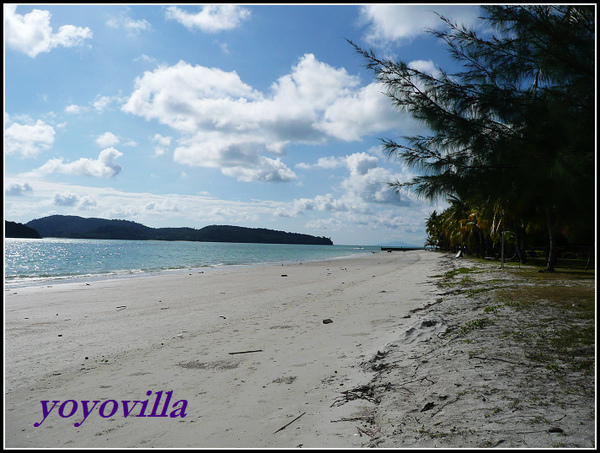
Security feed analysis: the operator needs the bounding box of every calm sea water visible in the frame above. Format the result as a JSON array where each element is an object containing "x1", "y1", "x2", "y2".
[{"x1": 4, "y1": 238, "x2": 379, "y2": 288}]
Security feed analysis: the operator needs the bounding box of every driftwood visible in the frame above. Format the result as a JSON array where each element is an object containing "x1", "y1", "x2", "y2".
[
  {"x1": 228, "y1": 349, "x2": 263, "y2": 355},
  {"x1": 273, "y1": 412, "x2": 306, "y2": 434}
]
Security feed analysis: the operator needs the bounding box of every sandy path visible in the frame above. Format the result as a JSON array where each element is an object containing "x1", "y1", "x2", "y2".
[{"x1": 5, "y1": 250, "x2": 442, "y2": 448}]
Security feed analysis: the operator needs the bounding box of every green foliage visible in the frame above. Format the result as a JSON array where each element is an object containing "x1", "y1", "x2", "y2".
[{"x1": 351, "y1": 6, "x2": 595, "y2": 270}]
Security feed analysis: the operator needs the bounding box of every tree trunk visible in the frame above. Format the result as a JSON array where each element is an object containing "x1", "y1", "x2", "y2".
[
  {"x1": 501, "y1": 230, "x2": 505, "y2": 269},
  {"x1": 513, "y1": 222, "x2": 527, "y2": 265},
  {"x1": 546, "y1": 209, "x2": 558, "y2": 272}
]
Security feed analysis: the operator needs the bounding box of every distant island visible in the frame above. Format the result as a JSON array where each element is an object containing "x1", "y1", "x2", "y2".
[
  {"x1": 5, "y1": 221, "x2": 42, "y2": 239},
  {"x1": 379, "y1": 241, "x2": 423, "y2": 249},
  {"x1": 22, "y1": 215, "x2": 333, "y2": 246}
]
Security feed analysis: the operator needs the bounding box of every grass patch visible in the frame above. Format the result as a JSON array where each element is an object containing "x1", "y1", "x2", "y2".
[
  {"x1": 439, "y1": 255, "x2": 594, "y2": 381},
  {"x1": 439, "y1": 266, "x2": 483, "y2": 288},
  {"x1": 456, "y1": 317, "x2": 493, "y2": 336},
  {"x1": 483, "y1": 305, "x2": 502, "y2": 314},
  {"x1": 468, "y1": 254, "x2": 594, "y2": 273},
  {"x1": 495, "y1": 284, "x2": 594, "y2": 316},
  {"x1": 493, "y1": 277, "x2": 595, "y2": 376},
  {"x1": 444, "y1": 267, "x2": 480, "y2": 279},
  {"x1": 441, "y1": 255, "x2": 595, "y2": 384}
]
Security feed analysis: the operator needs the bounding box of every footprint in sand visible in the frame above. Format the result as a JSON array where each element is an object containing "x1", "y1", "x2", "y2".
[{"x1": 402, "y1": 317, "x2": 447, "y2": 344}]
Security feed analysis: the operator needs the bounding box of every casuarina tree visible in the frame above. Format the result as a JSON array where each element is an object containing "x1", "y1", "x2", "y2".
[{"x1": 350, "y1": 5, "x2": 595, "y2": 271}]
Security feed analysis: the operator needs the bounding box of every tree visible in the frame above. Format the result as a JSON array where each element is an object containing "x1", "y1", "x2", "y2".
[{"x1": 351, "y1": 5, "x2": 595, "y2": 271}]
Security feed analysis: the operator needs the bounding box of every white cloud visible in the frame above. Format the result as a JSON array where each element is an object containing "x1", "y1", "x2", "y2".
[
  {"x1": 78, "y1": 195, "x2": 97, "y2": 210},
  {"x1": 65, "y1": 104, "x2": 86, "y2": 114},
  {"x1": 152, "y1": 133, "x2": 172, "y2": 147},
  {"x1": 338, "y1": 152, "x2": 413, "y2": 208},
  {"x1": 165, "y1": 5, "x2": 251, "y2": 33},
  {"x1": 408, "y1": 59, "x2": 443, "y2": 81},
  {"x1": 106, "y1": 11, "x2": 151, "y2": 35},
  {"x1": 5, "y1": 182, "x2": 33, "y2": 196},
  {"x1": 282, "y1": 151, "x2": 415, "y2": 219},
  {"x1": 5, "y1": 119, "x2": 55, "y2": 158},
  {"x1": 53, "y1": 192, "x2": 80, "y2": 206},
  {"x1": 133, "y1": 54, "x2": 157, "y2": 64},
  {"x1": 4, "y1": 4, "x2": 92, "y2": 58},
  {"x1": 316, "y1": 82, "x2": 409, "y2": 141},
  {"x1": 345, "y1": 152, "x2": 379, "y2": 175},
  {"x1": 151, "y1": 133, "x2": 172, "y2": 157},
  {"x1": 92, "y1": 94, "x2": 126, "y2": 112},
  {"x1": 144, "y1": 199, "x2": 181, "y2": 213},
  {"x1": 33, "y1": 148, "x2": 123, "y2": 178},
  {"x1": 123, "y1": 54, "x2": 407, "y2": 183},
  {"x1": 291, "y1": 194, "x2": 352, "y2": 214},
  {"x1": 222, "y1": 157, "x2": 297, "y2": 183},
  {"x1": 359, "y1": 5, "x2": 480, "y2": 46},
  {"x1": 95, "y1": 132, "x2": 120, "y2": 148},
  {"x1": 50, "y1": 191, "x2": 96, "y2": 210},
  {"x1": 296, "y1": 156, "x2": 346, "y2": 170}
]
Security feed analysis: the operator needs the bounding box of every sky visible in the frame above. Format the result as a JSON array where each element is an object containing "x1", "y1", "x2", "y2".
[{"x1": 4, "y1": 4, "x2": 484, "y2": 246}]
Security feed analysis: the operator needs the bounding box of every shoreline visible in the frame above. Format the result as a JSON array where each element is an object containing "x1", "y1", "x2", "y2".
[
  {"x1": 4, "y1": 239, "x2": 381, "y2": 290},
  {"x1": 4, "y1": 250, "x2": 594, "y2": 448}
]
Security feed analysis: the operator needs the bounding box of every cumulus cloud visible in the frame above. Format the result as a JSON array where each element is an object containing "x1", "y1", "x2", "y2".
[
  {"x1": 315, "y1": 82, "x2": 408, "y2": 141},
  {"x1": 290, "y1": 194, "x2": 352, "y2": 214},
  {"x1": 33, "y1": 148, "x2": 123, "y2": 178},
  {"x1": 4, "y1": 4, "x2": 92, "y2": 58},
  {"x1": 359, "y1": 5, "x2": 481, "y2": 46},
  {"x1": 78, "y1": 195, "x2": 98, "y2": 209},
  {"x1": 222, "y1": 157, "x2": 297, "y2": 183},
  {"x1": 165, "y1": 5, "x2": 251, "y2": 33},
  {"x1": 95, "y1": 132, "x2": 120, "y2": 148},
  {"x1": 282, "y1": 152, "x2": 415, "y2": 219},
  {"x1": 5, "y1": 182, "x2": 33, "y2": 196},
  {"x1": 122, "y1": 54, "x2": 410, "y2": 182},
  {"x1": 53, "y1": 192, "x2": 80, "y2": 206},
  {"x1": 51, "y1": 192, "x2": 96, "y2": 210},
  {"x1": 340, "y1": 152, "x2": 413, "y2": 207},
  {"x1": 5, "y1": 119, "x2": 55, "y2": 158}
]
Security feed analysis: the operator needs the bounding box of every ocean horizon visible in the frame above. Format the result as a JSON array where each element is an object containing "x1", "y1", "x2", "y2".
[{"x1": 4, "y1": 237, "x2": 380, "y2": 289}]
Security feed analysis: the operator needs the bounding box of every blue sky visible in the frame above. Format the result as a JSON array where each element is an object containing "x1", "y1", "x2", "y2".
[{"x1": 4, "y1": 4, "x2": 483, "y2": 245}]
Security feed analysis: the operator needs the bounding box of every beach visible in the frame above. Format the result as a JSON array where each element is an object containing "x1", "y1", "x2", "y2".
[{"x1": 4, "y1": 250, "x2": 595, "y2": 448}]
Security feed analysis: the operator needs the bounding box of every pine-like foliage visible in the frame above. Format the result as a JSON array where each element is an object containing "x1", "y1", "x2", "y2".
[{"x1": 351, "y1": 5, "x2": 595, "y2": 270}]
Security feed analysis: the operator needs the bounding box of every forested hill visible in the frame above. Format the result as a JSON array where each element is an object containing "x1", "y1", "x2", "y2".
[
  {"x1": 5, "y1": 221, "x2": 42, "y2": 239},
  {"x1": 24, "y1": 215, "x2": 333, "y2": 245}
]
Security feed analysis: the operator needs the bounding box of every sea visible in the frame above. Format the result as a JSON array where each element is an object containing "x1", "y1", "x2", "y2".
[{"x1": 4, "y1": 238, "x2": 380, "y2": 289}]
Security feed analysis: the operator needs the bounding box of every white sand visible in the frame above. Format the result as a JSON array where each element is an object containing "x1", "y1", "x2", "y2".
[
  {"x1": 5, "y1": 250, "x2": 595, "y2": 448},
  {"x1": 5, "y1": 250, "x2": 440, "y2": 448}
]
